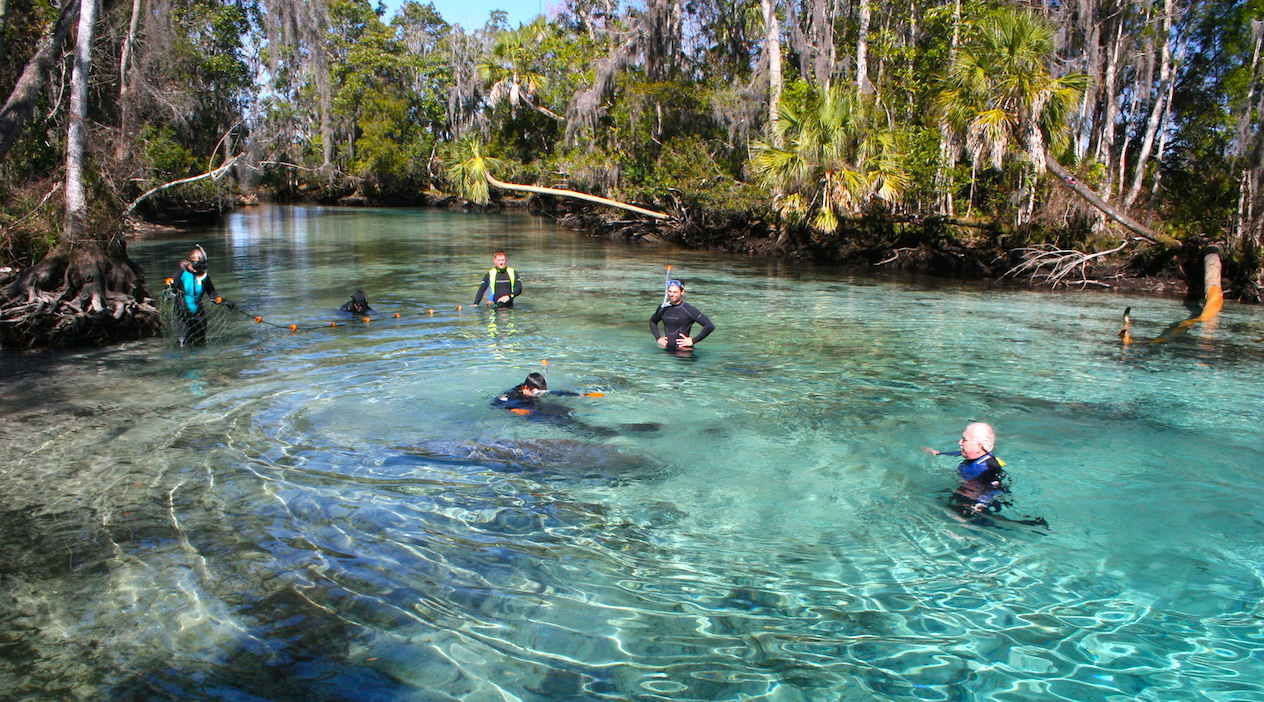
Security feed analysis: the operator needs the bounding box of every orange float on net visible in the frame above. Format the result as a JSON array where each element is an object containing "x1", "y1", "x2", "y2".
[
  {"x1": 164, "y1": 277, "x2": 173, "y2": 285},
  {"x1": 363, "y1": 316, "x2": 370, "y2": 323},
  {"x1": 254, "y1": 316, "x2": 263, "y2": 323},
  {"x1": 457, "y1": 305, "x2": 463, "y2": 311},
  {"x1": 330, "y1": 322, "x2": 338, "y2": 327},
  {"x1": 215, "y1": 297, "x2": 223, "y2": 304},
  {"x1": 289, "y1": 324, "x2": 298, "y2": 332},
  {"x1": 394, "y1": 313, "x2": 400, "y2": 318},
  {"x1": 427, "y1": 309, "x2": 434, "y2": 315}
]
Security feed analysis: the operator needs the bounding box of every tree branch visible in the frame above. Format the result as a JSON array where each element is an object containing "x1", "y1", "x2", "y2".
[{"x1": 124, "y1": 154, "x2": 240, "y2": 216}]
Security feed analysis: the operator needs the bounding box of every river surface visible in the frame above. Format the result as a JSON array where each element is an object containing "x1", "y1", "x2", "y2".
[{"x1": 2, "y1": 205, "x2": 1263, "y2": 701}]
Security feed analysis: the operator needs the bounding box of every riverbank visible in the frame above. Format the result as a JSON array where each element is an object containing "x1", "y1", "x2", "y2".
[{"x1": 125, "y1": 195, "x2": 1205, "y2": 301}]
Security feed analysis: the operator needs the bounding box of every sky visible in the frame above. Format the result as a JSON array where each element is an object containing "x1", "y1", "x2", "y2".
[{"x1": 379, "y1": 0, "x2": 552, "y2": 29}]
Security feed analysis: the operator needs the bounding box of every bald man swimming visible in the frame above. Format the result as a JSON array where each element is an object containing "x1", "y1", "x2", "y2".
[{"x1": 923, "y1": 422, "x2": 1045, "y2": 528}]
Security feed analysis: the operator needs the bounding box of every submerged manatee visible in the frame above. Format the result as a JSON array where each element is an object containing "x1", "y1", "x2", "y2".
[{"x1": 396, "y1": 438, "x2": 665, "y2": 482}]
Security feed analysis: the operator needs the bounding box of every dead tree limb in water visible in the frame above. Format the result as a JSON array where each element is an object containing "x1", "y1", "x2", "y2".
[{"x1": 1007, "y1": 239, "x2": 1133, "y2": 288}]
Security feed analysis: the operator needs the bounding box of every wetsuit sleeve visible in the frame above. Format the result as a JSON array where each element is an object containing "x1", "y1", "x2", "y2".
[
  {"x1": 689, "y1": 306, "x2": 715, "y2": 343},
  {"x1": 551, "y1": 390, "x2": 580, "y2": 397},
  {"x1": 474, "y1": 272, "x2": 490, "y2": 305},
  {"x1": 648, "y1": 307, "x2": 665, "y2": 339},
  {"x1": 512, "y1": 275, "x2": 523, "y2": 299},
  {"x1": 939, "y1": 450, "x2": 963, "y2": 457},
  {"x1": 203, "y1": 275, "x2": 218, "y2": 299}
]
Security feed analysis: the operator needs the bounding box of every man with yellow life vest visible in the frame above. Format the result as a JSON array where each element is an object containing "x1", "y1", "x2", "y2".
[{"x1": 474, "y1": 251, "x2": 523, "y2": 308}]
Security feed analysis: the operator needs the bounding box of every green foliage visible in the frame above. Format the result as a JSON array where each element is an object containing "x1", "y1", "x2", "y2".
[
  {"x1": 750, "y1": 87, "x2": 910, "y2": 235},
  {"x1": 646, "y1": 135, "x2": 767, "y2": 213},
  {"x1": 139, "y1": 125, "x2": 198, "y2": 180},
  {"x1": 442, "y1": 137, "x2": 508, "y2": 203}
]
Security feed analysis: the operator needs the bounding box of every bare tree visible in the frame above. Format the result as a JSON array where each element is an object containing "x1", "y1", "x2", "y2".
[
  {"x1": 63, "y1": 0, "x2": 99, "y2": 241},
  {"x1": 1122, "y1": 0, "x2": 1177, "y2": 211},
  {"x1": 760, "y1": 0, "x2": 783, "y2": 147}
]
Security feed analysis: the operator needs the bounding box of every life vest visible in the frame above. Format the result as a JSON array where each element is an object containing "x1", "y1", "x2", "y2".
[
  {"x1": 179, "y1": 269, "x2": 206, "y2": 314},
  {"x1": 487, "y1": 267, "x2": 516, "y2": 296}
]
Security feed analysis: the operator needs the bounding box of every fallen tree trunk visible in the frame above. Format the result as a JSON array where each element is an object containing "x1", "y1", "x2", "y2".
[
  {"x1": 1045, "y1": 154, "x2": 1181, "y2": 248},
  {"x1": 485, "y1": 173, "x2": 672, "y2": 220},
  {"x1": 124, "y1": 154, "x2": 240, "y2": 216}
]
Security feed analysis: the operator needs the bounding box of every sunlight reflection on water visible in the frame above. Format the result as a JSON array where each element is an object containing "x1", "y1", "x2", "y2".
[{"x1": 1, "y1": 205, "x2": 1263, "y2": 700}]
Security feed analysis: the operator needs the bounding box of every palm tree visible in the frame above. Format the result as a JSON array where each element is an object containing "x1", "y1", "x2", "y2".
[
  {"x1": 475, "y1": 18, "x2": 564, "y2": 122},
  {"x1": 937, "y1": 9, "x2": 1087, "y2": 224},
  {"x1": 445, "y1": 137, "x2": 670, "y2": 219},
  {"x1": 749, "y1": 87, "x2": 909, "y2": 236}
]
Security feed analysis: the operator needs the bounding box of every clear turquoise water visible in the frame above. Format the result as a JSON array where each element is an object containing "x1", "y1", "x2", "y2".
[{"x1": 1, "y1": 205, "x2": 1263, "y2": 701}]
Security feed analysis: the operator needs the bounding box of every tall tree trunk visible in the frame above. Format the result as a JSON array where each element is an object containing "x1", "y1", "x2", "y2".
[
  {"x1": 0, "y1": 0, "x2": 80, "y2": 164},
  {"x1": 1075, "y1": 0, "x2": 1100, "y2": 161},
  {"x1": 1123, "y1": 0, "x2": 1174, "y2": 211},
  {"x1": 317, "y1": 50, "x2": 333, "y2": 169},
  {"x1": 1150, "y1": 40, "x2": 1182, "y2": 206},
  {"x1": 114, "y1": 0, "x2": 143, "y2": 160},
  {"x1": 856, "y1": 0, "x2": 872, "y2": 94},
  {"x1": 760, "y1": 0, "x2": 783, "y2": 147},
  {"x1": 0, "y1": 0, "x2": 9, "y2": 59},
  {"x1": 64, "y1": 0, "x2": 98, "y2": 242},
  {"x1": 1095, "y1": 21, "x2": 1123, "y2": 198},
  {"x1": 811, "y1": 0, "x2": 835, "y2": 90}
]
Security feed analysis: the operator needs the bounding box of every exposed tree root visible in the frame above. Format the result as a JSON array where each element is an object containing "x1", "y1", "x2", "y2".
[{"x1": 0, "y1": 243, "x2": 160, "y2": 348}]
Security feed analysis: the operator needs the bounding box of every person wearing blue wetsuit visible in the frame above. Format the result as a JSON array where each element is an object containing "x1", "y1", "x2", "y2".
[
  {"x1": 649, "y1": 279, "x2": 714, "y2": 351},
  {"x1": 168, "y1": 245, "x2": 232, "y2": 346},
  {"x1": 923, "y1": 422, "x2": 1047, "y2": 528},
  {"x1": 474, "y1": 251, "x2": 523, "y2": 308}
]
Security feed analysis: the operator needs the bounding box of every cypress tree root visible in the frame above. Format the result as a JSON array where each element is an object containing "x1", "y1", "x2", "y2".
[{"x1": 0, "y1": 243, "x2": 160, "y2": 348}]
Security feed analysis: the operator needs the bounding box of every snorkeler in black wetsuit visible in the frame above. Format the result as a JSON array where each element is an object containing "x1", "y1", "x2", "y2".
[
  {"x1": 649, "y1": 279, "x2": 714, "y2": 351},
  {"x1": 493, "y1": 373, "x2": 568, "y2": 412},
  {"x1": 493, "y1": 373, "x2": 659, "y2": 437},
  {"x1": 340, "y1": 290, "x2": 372, "y2": 314}
]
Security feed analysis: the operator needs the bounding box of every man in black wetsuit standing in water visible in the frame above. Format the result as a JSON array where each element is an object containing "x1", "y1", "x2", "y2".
[
  {"x1": 474, "y1": 250, "x2": 523, "y2": 308},
  {"x1": 649, "y1": 279, "x2": 714, "y2": 351}
]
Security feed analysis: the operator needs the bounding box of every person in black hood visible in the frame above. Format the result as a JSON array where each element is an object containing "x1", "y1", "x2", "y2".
[{"x1": 340, "y1": 290, "x2": 373, "y2": 314}]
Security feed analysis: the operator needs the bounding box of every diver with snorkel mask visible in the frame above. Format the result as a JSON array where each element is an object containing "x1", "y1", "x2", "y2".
[{"x1": 168, "y1": 245, "x2": 233, "y2": 346}]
